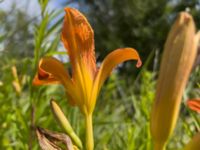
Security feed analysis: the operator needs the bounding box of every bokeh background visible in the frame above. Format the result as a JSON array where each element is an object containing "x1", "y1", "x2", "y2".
[{"x1": 0, "y1": 0, "x2": 200, "y2": 149}]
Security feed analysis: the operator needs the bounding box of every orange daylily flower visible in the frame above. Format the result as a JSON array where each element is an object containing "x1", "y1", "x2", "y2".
[
  {"x1": 187, "y1": 99, "x2": 200, "y2": 113},
  {"x1": 185, "y1": 99, "x2": 200, "y2": 150},
  {"x1": 33, "y1": 7, "x2": 141, "y2": 116},
  {"x1": 33, "y1": 7, "x2": 141, "y2": 150}
]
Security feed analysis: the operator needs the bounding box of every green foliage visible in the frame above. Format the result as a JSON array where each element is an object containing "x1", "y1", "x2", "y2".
[
  {"x1": 0, "y1": 7, "x2": 34, "y2": 59},
  {"x1": 0, "y1": 1, "x2": 65, "y2": 149},
  {"x1": 82, "y1": 0, "x2": 200, "y2": 74}
]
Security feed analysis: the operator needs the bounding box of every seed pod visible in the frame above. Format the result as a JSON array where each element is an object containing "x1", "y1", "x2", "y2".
[{"x1": 150, "y1": 12, "x2": 199, "y2": 150}]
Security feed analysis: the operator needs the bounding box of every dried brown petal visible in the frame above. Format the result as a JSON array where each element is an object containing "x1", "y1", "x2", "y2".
[{"x1": 36, "y1": 127, "x2": 74, "y2": 150}]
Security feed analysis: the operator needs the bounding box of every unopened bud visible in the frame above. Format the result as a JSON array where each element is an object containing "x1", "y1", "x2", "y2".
[
  {"x1": 11, "y1": 66, "x2": 21, "y2": 94},
  {"x1": 50, "y1": 100, "x2": 83, "y2": 149},
  {"x1": 150, "y1": 12, "x2": 199, "y2": 150}
]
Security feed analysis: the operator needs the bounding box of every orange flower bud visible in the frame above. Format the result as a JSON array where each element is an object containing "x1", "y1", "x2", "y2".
[{"x1": 150, "y1": 12, "x2": 199, "y2": 150}]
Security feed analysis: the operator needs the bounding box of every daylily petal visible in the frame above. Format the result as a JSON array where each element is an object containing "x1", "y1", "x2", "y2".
[
  {"x1": 187, "y1": 99, "x2": 200, "y2": 113},
  {"x1": 96, "y1": 48, "x2": 141, "y2": 90},
  {"x1": 89, "y1": 48, "x2": 141, "y2": 112},
  {"x1": 33, "y1": 66, "x2": 60, "y2": 85},
  {"x1": 33, "y1": 57, "x2": 72, "y2": 86},
  {"x1": 33, "y1": 57, "x2": 78, "y2": 105},
  {"x1": 61, "y1": 7, "x2": 96, "y2": 78}
]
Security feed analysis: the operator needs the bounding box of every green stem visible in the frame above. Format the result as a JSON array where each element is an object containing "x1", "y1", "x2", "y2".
[{"x1": 85, "y1": 114, "x2": 94, "y2": 150}]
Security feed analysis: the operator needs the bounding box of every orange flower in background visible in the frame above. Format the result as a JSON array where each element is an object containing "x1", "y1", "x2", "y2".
[
  {"x1": 33, "y1": 7, "x2": 141, "y2": 116},
  {"x1": 187, "y1": 99, "x2": 200, "y2": 113},
  {"x1": 185, "y1": 98, "x2": 200, "y2": 150}
]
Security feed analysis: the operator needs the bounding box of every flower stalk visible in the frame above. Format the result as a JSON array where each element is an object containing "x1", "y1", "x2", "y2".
[{"x1": 85, "y1": 114, "x2": 94, "y2": 150}]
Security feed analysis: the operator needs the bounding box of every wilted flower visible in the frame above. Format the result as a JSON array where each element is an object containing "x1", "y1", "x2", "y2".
[{"x1": 36, "y1": 127, "x2": 74, "y2": 150}]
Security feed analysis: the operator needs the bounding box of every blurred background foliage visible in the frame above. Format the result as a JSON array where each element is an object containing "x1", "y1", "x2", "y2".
[
  {"x1": 0, "y1": 0, "x2": 199, "y2": 149},
  {"x1": 82, "y1": 0, "x2": 200, "y2": 75}
]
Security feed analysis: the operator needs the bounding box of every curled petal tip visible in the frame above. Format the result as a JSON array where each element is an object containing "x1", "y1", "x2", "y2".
[{"x1": 136, "y1": 59, "x2": 142, "y2": 68}]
